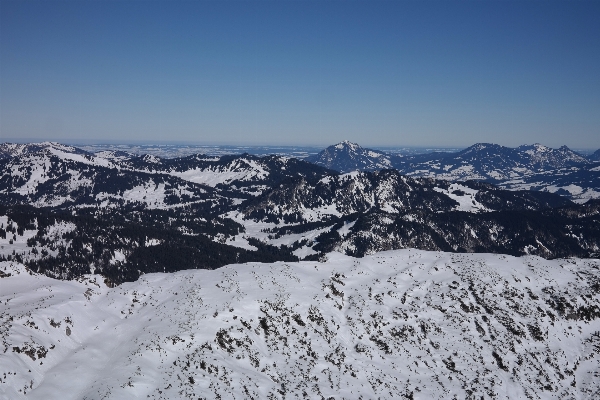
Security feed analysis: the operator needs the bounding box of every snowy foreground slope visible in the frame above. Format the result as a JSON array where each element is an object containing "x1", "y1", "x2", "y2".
[{"x1": 1, "y1": 250, "x2": 599, "y2": 399}]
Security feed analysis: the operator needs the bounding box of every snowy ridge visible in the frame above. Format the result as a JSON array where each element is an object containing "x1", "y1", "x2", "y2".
[
  {"x1": 110, "y1": 152, "x2": 327, "y2": 199},
  {"x1": 3, "y1": 141, "x2": 597, "y2": 203},
  {"x1": 1, "y1": 141, "x2": 599, "y2": 277},
  {"x1": 0, "y1": 142, "x2": 114, "y2": 168},
  {"x1": 304, "y1": 142, "x2": 600, "y2": 201},
  {"x1": 1, "y1": 250, "x2": 599, "y2": 399},
  {"x1": 239, "y1": 169, "x2": 571, "y2": 224},
  {"x1": 0, "y1": 143, "x2": 277, "y2": 195},
  {"x1": 499, "y1": 162, "x2": 600, "y2": 204},
  {"x1": 0, "y1": 148, "x2": 221, "y2": 209},
  {"x1": 394, "y1": 143, "x2": 600, "y2": 201},
  {"x1": 169, "y1": 157, "x2": 270, "y2": 187}
]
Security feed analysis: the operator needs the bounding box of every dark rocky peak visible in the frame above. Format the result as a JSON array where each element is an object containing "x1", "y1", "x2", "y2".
[
  {"x1": 306, "y1": 141, "x2": 392, "y2": 173},
  {"x1": 458, "y1": 143, "x2": 506, "y2": 154},
  {"x1": 587, "y1": 149, "x2": 600, "y2": 162},
  {"x1": 453, "y1": 143, "x2": 514, "y2": 161}
]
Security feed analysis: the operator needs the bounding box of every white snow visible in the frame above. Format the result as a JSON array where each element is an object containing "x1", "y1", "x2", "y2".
[
  {"x1": 144, "y1": 238, "x2": 161, "y2": 247},
  {"x1": 225, "y1": 235, "x2": 258, "y2": 251},
  {"x1": 572, "y1": 188, "x2": 600, "y2": 204},
  {"x1": 292, "y1": 244, "x2": 318, "y2": 258},
  {"x1": 545, "y1": 184, "x2": 584, "y2": 196},
  {"x1": 109, "y1": 250, "x2": 126, "y2": 265},
  {"x1": 170, "y1": 158, "x2": 269, "y2": 187},
  {"x1": 13, "y1": 158, "x2": 52, "y2": 196},
  {"x1": 542, "y1": 184, "x2": 600, "y2": 203},
  {"x1": 122, "y1": 182, "x2": 166, "y2": 209},
  {"x1": 318, "y1": 176, "x2": 333, "y2": 185},
  {"x1": 433, "y1": 183, "x2": 489, "y2": 213},
  {"x1": 44, "y1": 221, "x2": 76, "y2": 240},
  {"x1": 334, "y1": 141, "x2": 359, "y2": 151},
  {"x1": 339, "y1": 171, "x2": 361, "y2": 181},
  {"x1": 300, "y1": 203, "x2": 342, "y2": 221},
  {"x1": 0, "y1": 217, "x2": 39, "y2": 262},
  {"x1": 47, "y1": 146, "x2": 113, "y2": 168},
  {"x1": 337, "y1": 220, "x2": 356, "y2": 237},
  {"x1": 1, "y1": 250, "x2": 599, "y2": 399}
]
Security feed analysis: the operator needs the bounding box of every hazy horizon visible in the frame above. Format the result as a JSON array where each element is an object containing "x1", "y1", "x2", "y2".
[{"x1": 2, "y1": 136, "x2": 598, "y2": 156}]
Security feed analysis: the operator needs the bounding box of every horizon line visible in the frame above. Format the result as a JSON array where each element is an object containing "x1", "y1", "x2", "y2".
[{"x1": 1, "y1": 137, "x2": 599, "y2": 153}]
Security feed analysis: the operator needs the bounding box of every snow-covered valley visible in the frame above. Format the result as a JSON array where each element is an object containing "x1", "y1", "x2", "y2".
[{"x1": 2, "y1": 250, "x2": 599, "y2": 399}]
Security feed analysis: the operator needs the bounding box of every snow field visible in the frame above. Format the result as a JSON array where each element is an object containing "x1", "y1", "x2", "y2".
[
  {"x1": 433, "y1": 183, "x2": 489, "y2": 213},
  {"x1": 1, "y1": 250, "x2": 599, "y2": 399}
]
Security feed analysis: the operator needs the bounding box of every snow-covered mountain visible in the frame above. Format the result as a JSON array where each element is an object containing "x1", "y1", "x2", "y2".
[
  {"x1": 2, "y1": 141, "x2": 600, "y2": 399},
  {"x1": 233, "y1": 170, "x2": 598, "y2": 259},
  {"x1": 2, "y1": 173, "x2": 597, "y2": 286},
  {"x1": 1, "y1": 142, "x2": 599, "y2": 284},
  {"x1": 303, "y1": 141, "x2": 600, "y2": 202},
  {"x1": 119, "y1": 152, "x2": 331, "y2": 197},
  {"x1": 500, "y1": 162, "x2": 600, "y2": 203},
  {"x1": 393, "y1": 143, "x2": 600, "y2": 203},
  {"x1": 393, "y1": 143, "x2": 589, "y2": 181},
  {"x1": 239, "y1": 169, "x2": 572, "y2": 222},
  {"x1": 2, "y1": 249, "x2": 599, "y2": 399},
  {"x1": 516, "y1": 143, "x2": 589, "y2": 167},
  {"x1": 0, "y1": 148, "x2": 219, "y2": 209},
  {"x1": 0, "y1": 142, "x2": 329, "y2": 209},
  {"x1": 306, "y1": 140, "x2": 394, "y2": 173}
]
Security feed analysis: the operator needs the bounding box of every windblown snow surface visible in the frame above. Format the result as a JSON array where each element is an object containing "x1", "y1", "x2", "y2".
[{"x1": 1, "y1": 250, "x2": 600, "y2": 399}]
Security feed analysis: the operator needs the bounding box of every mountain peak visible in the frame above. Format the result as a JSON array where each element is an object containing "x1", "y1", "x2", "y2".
[
  {"x1": 517, "y1": 143, "x2": 554, "y2": 153},
  {"x1": 459, "y1": 143, "x2": 504, "y2": 154},
  {"x1": 515, "y1": 143, "x2": 587, "y2": 164},
  {"x1": 525, "y1": 143, "x2": 550, "y2": 152},
  {"x1": 334, "y1": 140, "x2": 361, "y2": 151},
  {"x1": 307, "y1": 142, "x2": 391, "y2": 173}
]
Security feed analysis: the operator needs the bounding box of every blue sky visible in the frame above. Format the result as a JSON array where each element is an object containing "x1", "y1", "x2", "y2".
[{"x1": 1, "y1": 0, "x2": 599, "y2": 148}]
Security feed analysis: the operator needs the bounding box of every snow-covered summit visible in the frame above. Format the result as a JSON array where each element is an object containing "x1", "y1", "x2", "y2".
[
  {"x1": 517, "y1": 143, "x2": 588, "y2": 165},
  {"x1": 334, "y1": 140, "x2": 360, "y2": 150},
  {"x1": 307, "y1": 141, "x2": 392, "y2": 173}
]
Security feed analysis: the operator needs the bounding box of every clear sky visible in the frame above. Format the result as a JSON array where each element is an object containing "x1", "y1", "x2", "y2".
[{"x1": 1, "y1": 0, "x2": 599, "y2": 148}]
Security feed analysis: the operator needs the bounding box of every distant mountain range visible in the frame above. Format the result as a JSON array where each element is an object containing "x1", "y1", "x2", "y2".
[
  {"x1": 308, "y1": 141, "x2": 600, "y2": 203},
  {"x1": 1, "y1": 141, "x2": 599, "y2": 285}
]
